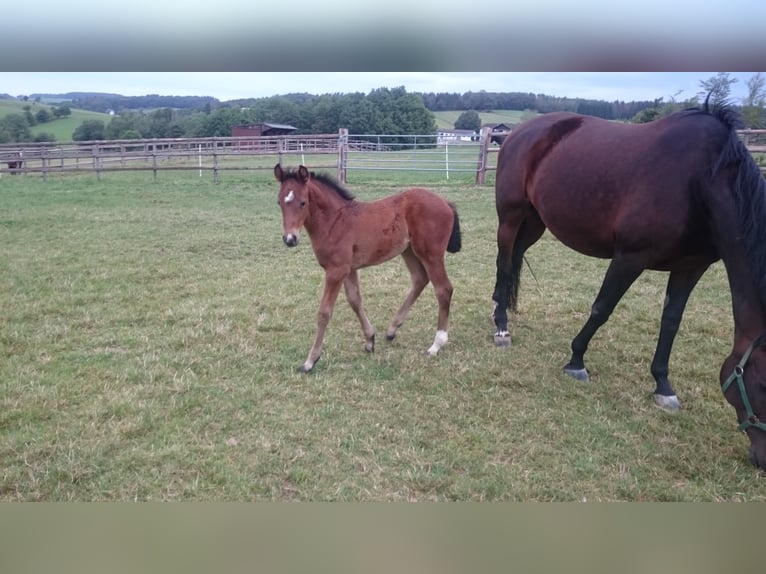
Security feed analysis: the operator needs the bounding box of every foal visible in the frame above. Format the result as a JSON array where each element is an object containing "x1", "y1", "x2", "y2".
[{"x1": 275, "y1": 164, "x2": 461, "y2": 372}]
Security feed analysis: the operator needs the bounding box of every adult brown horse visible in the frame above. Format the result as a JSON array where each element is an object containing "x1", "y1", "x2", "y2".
[
  {"x1": 491, "y1": 102, "x2": 766, "y2": 470},
  {"x1": 275, "y1": 164, "x2": 461, "y2": 373}
]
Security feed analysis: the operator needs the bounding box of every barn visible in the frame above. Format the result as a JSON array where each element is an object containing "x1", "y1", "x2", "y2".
[
  {"x1": 484, "y1": 122, "x2": 513, "y2": 145},
  {"x1": 231, "y1": 123, "x2": 298, "y2": 137}
]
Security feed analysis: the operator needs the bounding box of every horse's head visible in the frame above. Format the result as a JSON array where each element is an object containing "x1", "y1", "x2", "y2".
[
  {"x1": 274, "y1": 164, "x2": 311, "y2": 247},
  {"x1": 720, "y1": 336, "x2": 766, "y2": 470}
]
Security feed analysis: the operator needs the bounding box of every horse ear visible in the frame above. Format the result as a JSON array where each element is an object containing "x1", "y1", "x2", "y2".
[
  {"x1": 298, "y1": 165, "x2": 310, "y2": 183},
  {"x1": 274, "y1": 163, "x2": 284, "y2": 182}
]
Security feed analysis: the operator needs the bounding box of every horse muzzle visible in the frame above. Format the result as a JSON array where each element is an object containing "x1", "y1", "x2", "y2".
[{"x1": 283, "y1": 233, "x2": 299, "y2": 247}]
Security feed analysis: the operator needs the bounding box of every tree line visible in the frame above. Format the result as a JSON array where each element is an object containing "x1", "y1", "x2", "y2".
[{"x1": 3, "y1": 73, "x2": 765, "y2": 144}]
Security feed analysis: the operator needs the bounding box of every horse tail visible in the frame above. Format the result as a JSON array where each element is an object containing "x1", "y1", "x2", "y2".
[{"x1": 447, "y1": 203, "x2": 462, "y2": 253}]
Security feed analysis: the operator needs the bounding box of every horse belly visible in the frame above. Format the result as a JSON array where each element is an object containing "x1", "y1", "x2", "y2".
[
  {"x1": 534, "y1": 188, "x2": 617, "y2": 258},
  {"x1": 351, "y1": 216, "x2": 409, "y2": 268}
]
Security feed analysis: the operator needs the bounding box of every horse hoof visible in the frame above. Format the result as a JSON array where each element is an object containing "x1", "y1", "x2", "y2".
[
  {"x1": 494, "y1": 332, "x2": 511, "y2": 347},
  {"x1": 385, "y1": 332, "x2": 396, "y2": 342},
  {"x1": 564, "y1": 367, "x2": 590, "y2": 382},
  {"x1": 653, "y1": 394, "x2": 681, "y2": 411},
  {"x1": 365, "y1": 335, "x2": 375, "y2": 353},
  {"x1": 298, "y1": 355, "x2": 320, "y2": 373}
]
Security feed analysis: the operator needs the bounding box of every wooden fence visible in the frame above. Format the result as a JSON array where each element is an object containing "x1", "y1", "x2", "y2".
[{"x1": 1, "y1": 128, "x2": 765, "y2": 184}]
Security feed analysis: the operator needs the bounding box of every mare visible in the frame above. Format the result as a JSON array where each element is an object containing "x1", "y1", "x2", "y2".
[
  {"x1": 491, "y1": 102, "x2": 766, "y2": 470},
  {"x1": 275, "y1": 164, "x2": 461, "y2": 373}
]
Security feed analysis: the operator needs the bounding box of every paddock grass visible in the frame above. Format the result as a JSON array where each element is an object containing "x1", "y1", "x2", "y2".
[{"x1": 1, "y1": 169, "x2": 764, "y2": 501}]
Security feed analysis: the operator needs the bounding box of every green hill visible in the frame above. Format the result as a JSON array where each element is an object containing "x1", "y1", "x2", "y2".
[
  {"x1": 432, "y1": 109, "x2": 536, "y2": 130},
  {"x1": 0, "y1": 98, "x2": 111, "y2": 142}
]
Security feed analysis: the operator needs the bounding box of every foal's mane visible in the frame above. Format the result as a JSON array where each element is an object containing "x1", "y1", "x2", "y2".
[
  {"x1": 704, "y1": 100, "x2": 766, "y2": 308},
  {"x1": 281, "y1": 167, "x2": 355, "y2": 201}
]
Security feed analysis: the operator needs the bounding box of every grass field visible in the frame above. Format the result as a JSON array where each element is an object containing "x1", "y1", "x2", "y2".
[
  {"x1": 432, "y1": 110, "x2": 532, "y2": 130},
  {"x1": 1, "y1": 169, "x2": 764, "y2": 501}
]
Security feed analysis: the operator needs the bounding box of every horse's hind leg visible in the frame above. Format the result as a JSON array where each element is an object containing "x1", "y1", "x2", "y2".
[
  {"x1": 421, "y1": 256, "x2": 454, "y2": 356},
  {"x1": 564, "y1": 257, "x2": 643, "y2": 381},
  {"x1": 493, "y1": 209, "x2": 545, "y2": 345},
  {"x1": 343, "y1": 269, "x2": 376, "y2": 353},
  {"x1": 386, "y1": 247, "x2": 429, "y2": 341}
]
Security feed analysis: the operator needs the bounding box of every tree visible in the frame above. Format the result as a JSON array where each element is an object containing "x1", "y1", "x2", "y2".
[
  {"x1": 22, "y1": 105, "x2": 36, "y2": 126},
  {"x1": 0, "y1": 113, "x2": 32, "y2": 143},
  {"x1": 631, "y1": 106, "x2": 662, "y2": 124},
  {"x1": 106, "y1": 112, "x2": 147, "y2": 139},
  {"x1": 454, "y1": 110, "x2": 481, "y2": 131},
  {"x1": 33, "y1": 132, "x2": 56, "y2": 143},
  {"x1": 72, "y1": 119, "x2": 106, "y2": 141},
  {"x1": 742, "y1": 72, "x2": 766, "y2": 128},
  {"x1": 35, "y1": 108, "x2": 51, "y2": 124},
  {"x1": 52, "y1": 105, "x2": 72, "y2": 119},
  {"x1": 697, "y1": 72, "x2": 738, "y2": 105}
]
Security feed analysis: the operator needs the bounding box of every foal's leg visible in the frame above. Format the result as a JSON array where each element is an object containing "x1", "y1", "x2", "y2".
[
  {"x1": 343, "y1": 269, "x2": 376, "y2": 353},
  {"x1": 386, "y1": 247, "x2": 429, "y2": 341},
  {"x1": 564, "y1": 257, "x2": 643, "y2": 381},
  {"x1": 650, "y1": 265, "x2": 709, "y2": 410},
  {"x1": 420, "y1": 255, "x2": 454, "y2": 356},
  {"x1": 301, "y1": 269, "x2": 347, "y2": 373}
]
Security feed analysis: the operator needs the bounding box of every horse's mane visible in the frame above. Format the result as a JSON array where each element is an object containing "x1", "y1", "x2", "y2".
[
  {"x1": 706, "y1": 100, "x2": 766, "y2": 308},
  {"x1": 280, "y1": 167, "x2": 355, "y2": 201}
]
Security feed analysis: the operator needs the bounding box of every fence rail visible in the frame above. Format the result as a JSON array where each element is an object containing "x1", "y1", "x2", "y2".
[{"x1": 2, "y1": 128, "x2": 765, "y2": 183}]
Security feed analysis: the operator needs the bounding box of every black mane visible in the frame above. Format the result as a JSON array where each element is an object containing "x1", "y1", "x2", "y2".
[
  {"x1": 707, "y1": 101, "x2": 766, "y2": 308},
  {"x1": 312, "y1": 171, "x2": 356, "y2": 201},
  {"x1": 280, "y1": 167, "x2": 355, "y2": 201}
]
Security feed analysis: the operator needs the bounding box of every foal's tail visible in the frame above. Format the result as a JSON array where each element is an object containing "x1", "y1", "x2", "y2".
[{"x1": 447, "y1": 203, "x2": 462, "y2": 253}]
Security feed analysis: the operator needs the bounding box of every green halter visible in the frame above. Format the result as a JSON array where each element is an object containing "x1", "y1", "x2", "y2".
[{"x1": 721, "y1": 335, "x2": 766, "y2": 432}]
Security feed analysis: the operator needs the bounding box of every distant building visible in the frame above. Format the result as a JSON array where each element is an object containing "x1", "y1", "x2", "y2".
[
  {"x1": 231, "y1": 123, "x2": 297, "y2": 137},
  {"x1": 436, "y1": 128, "x2": 478, "y2": 145},
  {"x1": 483, "y1": 122, "x2": 514, "y2": 145}
]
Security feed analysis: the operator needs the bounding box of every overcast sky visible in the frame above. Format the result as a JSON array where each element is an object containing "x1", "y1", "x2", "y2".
[
  {"x1": 2, "y1": 2, "x2": 764, "y2": 72},
  {"x1": 1, "y1": 72, "x2": 761, "y2": 103}
]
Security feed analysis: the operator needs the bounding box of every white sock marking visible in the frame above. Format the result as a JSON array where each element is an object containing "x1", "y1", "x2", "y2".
[{"x1": 427, "y1": 330, "x2": 448, "y2": 355}]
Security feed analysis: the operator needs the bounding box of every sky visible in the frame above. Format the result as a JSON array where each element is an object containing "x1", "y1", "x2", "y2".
[{"x1": 1, "y1": 72, "x2": 761, "y2": 104}]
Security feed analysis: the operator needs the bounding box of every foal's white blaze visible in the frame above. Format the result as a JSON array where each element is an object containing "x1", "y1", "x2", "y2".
[
  {"x1": 427, "y1": 330, "x2": 448, "y2": 355},
  {"x1": 284, "y1": 190, "x2": 295, "y2": 204}
]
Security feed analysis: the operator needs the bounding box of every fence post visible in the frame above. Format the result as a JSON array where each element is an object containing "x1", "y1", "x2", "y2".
[
  {"x1": 93, "y1": 143, "x2": 101, "y2": 181},
  {"x1": 213, "y1": 139, "x2": 219, "y2": 183},
  {"x1": 338, "y1": 128, "x2": 348, "y2": 183},
  {"x1": 475, "y1": 126, "x2": 492, "y2": 185},
  {"x1": 41, "y1": 147, "x2": 48, "y2": 182},
  {"x1": 152, "y1": 142, "x2": 158, "y2": 182}
]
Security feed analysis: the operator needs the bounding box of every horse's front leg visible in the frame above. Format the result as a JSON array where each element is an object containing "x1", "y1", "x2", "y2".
[
  {"x1": 300, "y1": 269, "x2": 346, "y2": 373},
  {"x1": 565, "y1": 257, "x2": 642, "y2": 381},
  {"x1": 343, "y1": 269, "x2": 376, "y2": 353},
  {"x1": 650, "y1": 265, "x2": 709, "y2": 410}
]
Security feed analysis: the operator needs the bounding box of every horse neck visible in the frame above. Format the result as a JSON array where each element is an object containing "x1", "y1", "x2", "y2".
[
  {"x1": 719, "y1": 243, "x2": 766, "y2": 352},
  {"x1": 304, "y1": 181, "x2": 348, "y2": 237},
  {"x1": 700, "y1": 135, "x2": 766, "y2": 351}
]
